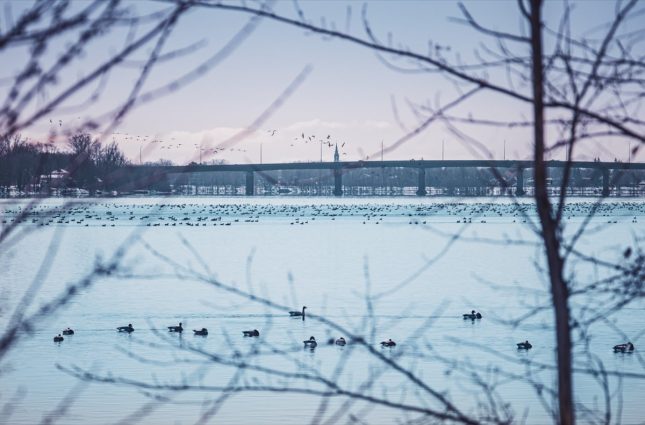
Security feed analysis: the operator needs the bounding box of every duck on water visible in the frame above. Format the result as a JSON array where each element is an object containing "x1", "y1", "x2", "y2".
[
  {"x1": 117, "y1": 324, "x2": 134, "y2": 333},
  {"x1": 613, "y1": 342, "x2": 635, "y2": 353},
  {"x1": 168, "y1": 322, "x2": 183, "y2": 333},
  {"x1": 243, "y1": 329, "x2": 260, "y2": 337},
  {"x1": 289, "y1": 306, "x2": 307, "y2": 320},
  {"x1": 53, "y1": 334, "x2": 64, "y2": 342},
  {"x1": 62, "y1": 328, "x2": 74, "y2": 335},
  {"x1": 303, "y1": 336, "x2": 317, "y2": 347},
  {"x1": 380, "y1": 339, "x2": 396, "y2": 347},
  {"x1": 517, "y1": 340, "x2": 532, "y2": 350},
  {"x1": 193, "y1": 328, "x2": 208, "y2": 336},
  {"x1": 463, "y1": 310, "x2": 482, "y2": 320}
]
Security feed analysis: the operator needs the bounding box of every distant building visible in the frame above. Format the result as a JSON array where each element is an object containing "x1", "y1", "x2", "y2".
[
  {"x1": 334, "y1": 144, "x2": 339, "y2": 162},
  {"x1": 51, "y1": 169, "x2": 70, "y2": 181},
  {"x1": 40, "y1": 169, "x2": 70, "y2": 189}
]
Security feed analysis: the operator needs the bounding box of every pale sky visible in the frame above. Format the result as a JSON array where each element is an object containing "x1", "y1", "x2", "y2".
[{"x1": 8, "y1": 0, "x2": 644, "y2": 165}]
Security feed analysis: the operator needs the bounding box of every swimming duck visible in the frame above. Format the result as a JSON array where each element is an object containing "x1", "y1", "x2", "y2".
[
  {"x1": 463, "y1": 310, "x2": 482, "y2": 320},
  {"x1": 243, "y1": 329, "x2": 260, "y2": 337},
  {"x1": 335, "y1": 337, "x2": 346, "y2": 346},
  {"x1": 168, "y1": 322, "x2": 183, "y2": 332},
  {"x1": 303, "y1": 336, "x2": 317, "y2": 347},
  {"x1": 62, "y1": 328, "x2": 74, "y2": 335},
  {"x1": 613, "y1": 342, "x2": 635, "y2": 353},
  {"x1": 117, "y1": 324, "x2": 134, "y2": 333},
  {"x1": 380, "y1": 339, "x2": 396, "y2": 347},
  {"x1": 53, "y1": 334, "x2": 64, "y2": 342},
  {"x1": 517, "y1": 340, "x2": 532, "y2": 350},
  {"x1": 193, "y1": 328, "x2": 208, "y2": 336},
  {"x1": 289, "y1": 306, "x2": 307, "y2": 319}
]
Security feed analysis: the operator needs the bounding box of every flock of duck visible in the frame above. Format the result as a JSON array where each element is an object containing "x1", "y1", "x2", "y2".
[
  {"x1": 460, "y1": 310, "x2": 536, "y2": 350},
  {"x1": 21, "y1": 200, "x2": 639, "y2": 352},
  {"x1": 4, "y1": 200, "x2": 644, "y2": 229},
  {"x1": 51, "y1": 307, "x2": 636, "y2": 354},
  {"x1": 51, "y1": 307, "x2": 397, "y2": 349}
]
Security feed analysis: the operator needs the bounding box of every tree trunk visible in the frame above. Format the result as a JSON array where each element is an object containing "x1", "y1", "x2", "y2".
[{"x1": 529, "y1": 1, "x2": 574, "y2": 424}]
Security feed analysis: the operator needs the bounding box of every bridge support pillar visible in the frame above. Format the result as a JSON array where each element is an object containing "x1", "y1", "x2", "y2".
[
  {"x1": 516, "y1": 168, "x2": 525, "y2": 196},
  {"x1": 333, "y1": 168, "x2": 342, "y2": 196},
  {"x1": 416, "y1": 168, "x2": 427, "y2": 196},
  {"x1": 245, "y1": 171, "x2": 254, "y2": 196},
  {"x1": 602, "y1": 168, "x2": 610, "y2": 197}
]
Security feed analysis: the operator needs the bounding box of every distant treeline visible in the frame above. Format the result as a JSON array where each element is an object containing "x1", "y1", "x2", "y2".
[
  {"x1": 1, "y1": 133, "x2": 643, "y2": 196},
  {"x1": 0, "y1": 133, "x2": 132, "y2": 193},
  {"x1": 0, "y1": 133, "x2": 175, "y2": 194}
]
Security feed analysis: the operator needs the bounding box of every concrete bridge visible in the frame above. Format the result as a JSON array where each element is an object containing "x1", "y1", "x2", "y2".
[{"x1": 143, "y1": 160, "x2": 645, "y2": 197}]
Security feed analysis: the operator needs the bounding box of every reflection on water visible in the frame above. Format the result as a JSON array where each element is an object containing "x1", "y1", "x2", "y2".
[{"x1": 0, "y1": 197, "x2": 643, "y2": 424}]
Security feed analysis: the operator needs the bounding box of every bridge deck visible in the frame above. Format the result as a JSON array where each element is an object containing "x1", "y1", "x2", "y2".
[{"x1": 138, "y1": 159, "x2": 645, "y2": 174}]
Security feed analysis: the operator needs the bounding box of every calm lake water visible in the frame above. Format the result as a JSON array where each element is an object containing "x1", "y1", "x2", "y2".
[{"x1": 1, "y1": 197, "x2": 644, "y2": 424}]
